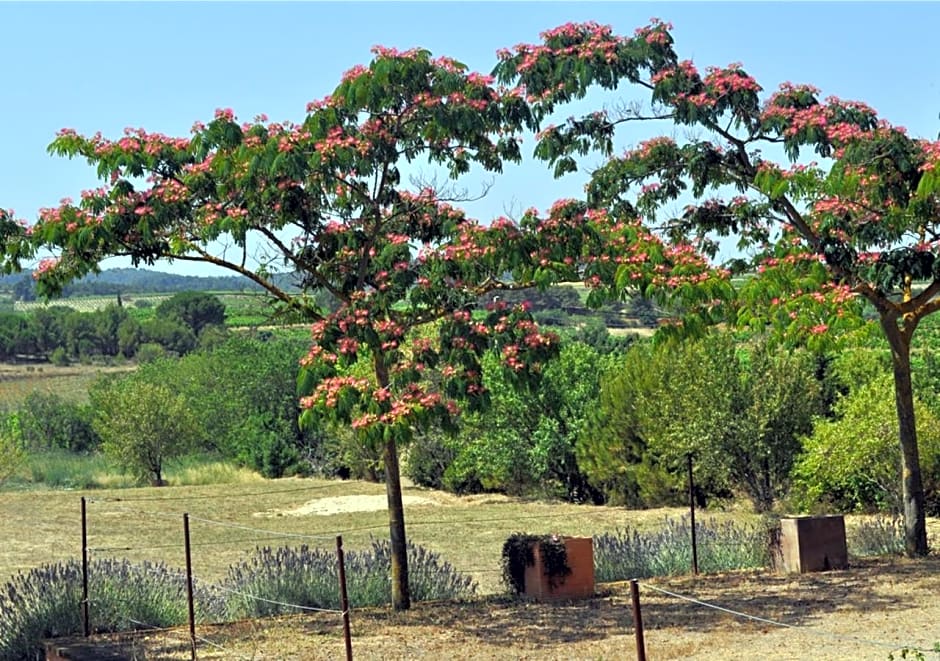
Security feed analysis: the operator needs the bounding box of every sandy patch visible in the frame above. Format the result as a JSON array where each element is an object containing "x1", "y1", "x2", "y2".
[{"x1": 257, "y1": 494, "x2": 438, "y2": 517}]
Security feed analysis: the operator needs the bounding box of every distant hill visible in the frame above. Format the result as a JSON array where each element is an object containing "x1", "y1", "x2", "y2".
[{"x1": 0, "y1": 268, "x2": 274, "y2": 301}]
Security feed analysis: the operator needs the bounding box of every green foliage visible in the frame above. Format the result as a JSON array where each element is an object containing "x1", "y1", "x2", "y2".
[
  {"x1": 439, "y1": 341, "x2": 612, "y2": 501},
  {"x1": 593, "y1": 517, "x2": 772, "y2": 583},
  {"x1": 91, "y1": 379, "x2": 201, "y2": 486},
  {"x1": 135, "y1": 341, "x2": 167, "y2": 363},
  {"x1": 155, "y1": 290, "x2": 226, "y2": 335},
  {"x1": 0, "y1": 415, "x2": 25, "y2": 485},
  {"x1": 403, "y1": 429, "x2": 457, "y2": 490},
  {"x1": 139, "y1": 317, "x2": 196, "y2": 355},
  {"x1": 115, "y1": 333, "x2": 317, "y2": 478},
  {"x1": 793, "y1": 375, "x2": 940, "y2": 513},
  {"x1": 576, "y1": 340, "x2": 679, "y2": 507},
  {"x1": 579, "y1": 333, "x2": 822, "y2": 511},
  {"x1": 15, "y1": 391, "x2": 99, "y2": 452}
]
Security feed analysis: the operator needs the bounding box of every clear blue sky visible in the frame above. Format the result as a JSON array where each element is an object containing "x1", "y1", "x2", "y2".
[{"x1": 2, "y1": 2, "x2": 939, "y2": 275}]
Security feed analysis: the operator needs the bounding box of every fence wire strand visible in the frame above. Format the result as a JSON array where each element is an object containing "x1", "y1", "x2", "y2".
[
  {"x1": 640, "y1": 581, "x2": 929, "y2": 654},
  {"x1": 186, "y1": 515, "x2": 338, "y2": 541},
  {"x1": 87, "y1": 481, "x2": 341, "y2": 504},
  {"x1": 211, "y1": 582, "x2": 346, "y2": 615}
]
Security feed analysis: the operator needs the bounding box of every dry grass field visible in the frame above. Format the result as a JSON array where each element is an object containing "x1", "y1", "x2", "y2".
[
  {"x1": 0, "y1": 363, "x2": 134, "y2": 405},
  {"x1": 5, "y1": 478, "x2": 940, "y2": 660}
]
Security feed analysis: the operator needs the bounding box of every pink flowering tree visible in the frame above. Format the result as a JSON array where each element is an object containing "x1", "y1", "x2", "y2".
[
  {"x1": 494, "y1": 19, "x2": 940, "y2": 555},
  {"x1": 0, "y1": 48, "x2": 564, "y2": 610},
  {"x1": 0, "y1": 45, "x2": 722, "y2": 609}
]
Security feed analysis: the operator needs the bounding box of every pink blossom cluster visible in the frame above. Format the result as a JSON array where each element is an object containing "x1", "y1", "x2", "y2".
[
  {"x1": 33, "y1": 257, "x2": 60, "y2": 279},
  {"x1": 301, "y1": 375, "x2": 371, "y2": 410},
  {"x1": 634, "y1": 136, "x2": 676, "y2": 159},
  {"x1": 502, "y1": 21, "x2": 624, "y2": 75},
  {"x1": 702, "y1": 64, "x2": 761, "y2": 97},
  {"x1": 314, "y1": 126, "x2": 370, "y2": 158}
]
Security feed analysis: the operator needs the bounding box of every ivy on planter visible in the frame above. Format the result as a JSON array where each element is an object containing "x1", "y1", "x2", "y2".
[{"x1": 501, "y1": 532, "x2": 572, "y2": 594}]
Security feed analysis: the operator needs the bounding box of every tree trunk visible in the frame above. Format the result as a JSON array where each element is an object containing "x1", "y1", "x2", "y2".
[
  {"x1": 883, "y1": 323, "x2": 929, "y2": 556},
  {"x1": 374, "y1": 352, "x2": 411, "y2": 610},
  {"x1": 384, "y1": 437, "x2": 411, "y2": 610}
]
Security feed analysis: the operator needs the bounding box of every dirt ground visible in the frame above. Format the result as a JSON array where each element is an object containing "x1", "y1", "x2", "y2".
[{"x1": 69, "y1": 555, "x2": 940, "y2": 660}]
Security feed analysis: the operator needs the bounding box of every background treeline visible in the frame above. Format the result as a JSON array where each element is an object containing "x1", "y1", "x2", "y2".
[
  {"x1": 0, "y1": 291, "x2": 227, "y2": 363},
  {"x1": 0, "y1": 269, "x2": 264, "y2": 301}
]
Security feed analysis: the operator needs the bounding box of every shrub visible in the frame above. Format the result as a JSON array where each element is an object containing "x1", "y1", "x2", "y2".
[
  {"x1": 792, "y1": 375, "x2": 940, "y2": 513},
  {"x1": 0, "y1": 415, "x2": 25, "y2": 485},
  {"x1": 0, "y1": 558, "x2": 225, "y2": 660},
  {"x1": 224, "y1": 540, "x2": 476, "y2": 618},
  {"x1": 49, "y1": 346, "x2": 69, "y2": 366},
  {"x1": 593, "y1": 516, "x2": 771, "y2": 583},
  {"x1": 501, "y1": 533, "x2": 571, "y2": 595},
  {"x1": 404, "y1": 431, "x2": 456, "y2": 490},
  {"x1": 16, "y1": 391, "x2": 99, "y2": 453},
  {"x1": 91, "y1": 380, "x2": 201, "y2": 486},
  {"x1": 847, "y1": 515, "x2": 905, "y2": 558},
  {"x1": 135, "y1": 342, "x2": 167, "y2": 363}
]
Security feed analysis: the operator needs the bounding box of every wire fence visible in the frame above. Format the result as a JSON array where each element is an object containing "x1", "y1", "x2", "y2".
[
  {"x1": 44, "y1": 489, "x2": 933, "y2": 660},
  {"x1": 80, "y1": 496, "x2": 354, "y2": 660},
  {"x1": 628, "y1": 578, "x2": 935, "y2": 661}
]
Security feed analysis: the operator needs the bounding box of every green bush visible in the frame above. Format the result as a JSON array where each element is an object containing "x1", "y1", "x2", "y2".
[
  {"x1": 16, "y1": 391, "x2": 99, "y2": 453},
  {"x1": 231, "y1": 414, "x2": 303, "y2": 478},
  {"x1": 135, "y1": 342, "x2": 167, "y2": 363},
  {"x1": 0, "y1": 415, "x2": 25, "y2": 485},
  {"x1": 792, "y1": 374, "x2": 940, "y2": 513},
  {"x1": 404, "y1": 431, "x2": 457, "y2": 490},
  {"x1": 49, "y1": 346, "x2": 69, "y2": 366}
]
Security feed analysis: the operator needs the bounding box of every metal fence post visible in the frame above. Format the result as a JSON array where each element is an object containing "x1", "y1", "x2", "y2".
[
  {"x1": 630, "y1": 579, "x2": 647, "y2": 661},
  {"x1": 184, "y1": 513, "x2": 197, "y2": 660},
  {"x1": 81, "y1": 496, "x2": 90, "y2": 637},
  {"x1": 336, "y1": 535, "x2": 353, "y2": 661},
  {"x1": 688, "y1": 454, "x2": 699, "y2": 575}
]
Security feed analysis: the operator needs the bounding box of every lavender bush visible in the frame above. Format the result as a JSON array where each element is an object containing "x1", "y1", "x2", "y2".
[
  {"x1": 593, "y1": 516, "x2": 771, "y2": 583},
  {"x1": 0, "y1": 558, "x2": 225, "y2": 661},
  {"x1": 848, "y1": 515, "x2": 905, "y2": 558},
  {"x1": 224, "y1": 539, "x2": 476, "y2": 618}
]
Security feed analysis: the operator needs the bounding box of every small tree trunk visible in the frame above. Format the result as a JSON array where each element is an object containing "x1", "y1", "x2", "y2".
[
  {"x1": 883, "y1": 322, "x2": 929, "y2": 556},
  {"x1": 384, "y1": 436, "x2": 411, "y2": 610}
]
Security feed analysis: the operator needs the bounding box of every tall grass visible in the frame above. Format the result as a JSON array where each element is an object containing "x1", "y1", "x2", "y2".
[
  {"x1": 5, "y1": 451, "x2": 262, "y2": 491},
  {"x1": 165, "y1": 455, "x2": 264, "y2": 487},
  {"x1": 21, "y1": 451, "x2": 128, "y2": 490}
]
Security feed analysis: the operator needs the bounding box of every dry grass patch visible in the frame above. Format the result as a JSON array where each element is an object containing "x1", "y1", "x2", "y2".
[
  {"x1": 0, "y1": 363, "x2": 134, "y2": 405},
  {"x1": 0, "y1": 478, "x2": 743, "y2": 591}
]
